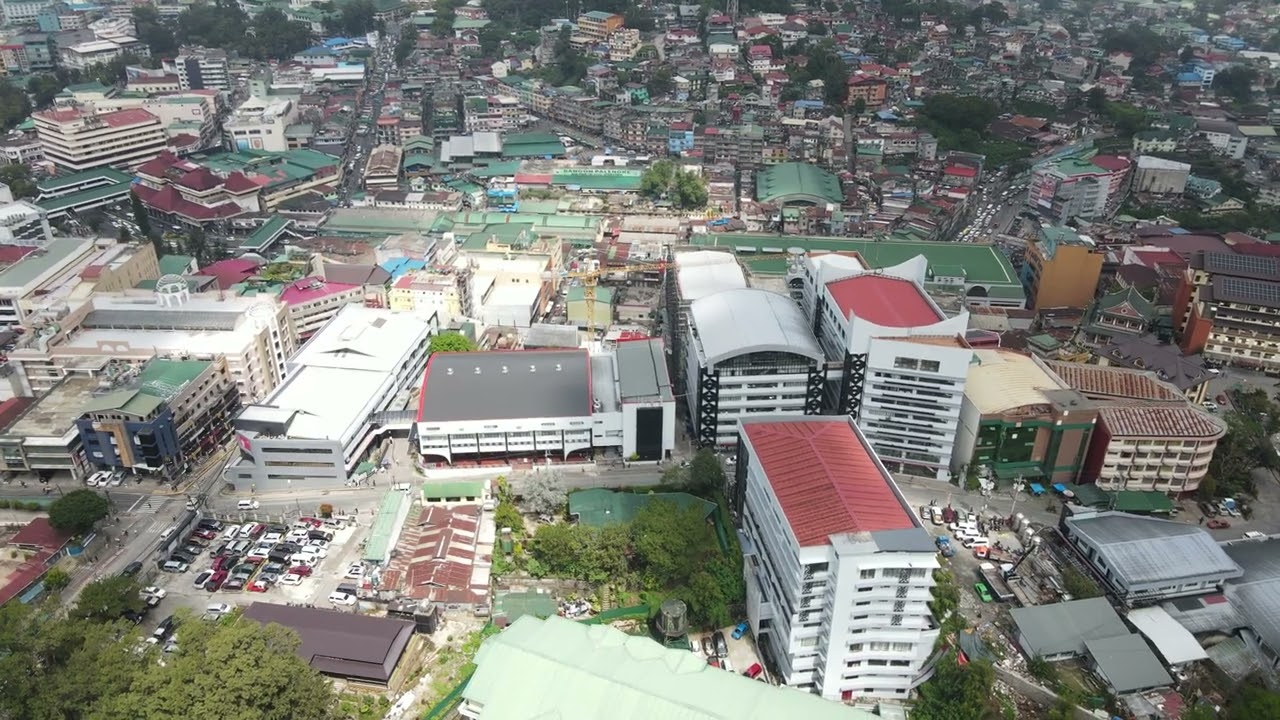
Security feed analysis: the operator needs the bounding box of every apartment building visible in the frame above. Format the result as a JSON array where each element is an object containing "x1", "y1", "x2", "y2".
[
  {"x1": 172, "y1": 47, "x2": 231, "y2": 92},
  {"x1": 7, "y1": 288, "x2": 296, "y2": 403},
  {"x1": 363, "y1": 144, "x2": 402, "y2": 190},
  {"x1": 1175, "y1": 252, "x2": 1280, "y2": 374},
  {"x1": 0, "y1": 237, "x2": 99, "y2": 326},
  {"x1": 0, "y1": 0, "x2": 46, "y2": 24},
  {"x1": 33, "y1": 105, "x2": 167, "y2": 171},
  {"x1": 684, "y1": 288, "x2": 826, "y2": 447},
  {"x1": 1047, "y1": 362, "x2": 1225, "y2": 494},
  {"x1": 227, "y1": 306, "x2": 431, "y2": 491},
  {"x1": 573, "y1": 11, "x2": 623, "y2": 46},
  {"x1": 280, "y1": 276, "x2": 364, "y2": 339},
  {"x1": 58, "y1": 37, "x2": 149, "y2": 70},
  {"x1": 76, "y1": 358, "x2": 239, "y2": 479},
  {"x1": 1196, "y1": 120, "x2": 1247, "y2": 160},
  {"x1": 1028, "y1": 151, "x2": 1131, "y2": 224},
  {"x1": 388, "y1": 270, "x2": 463, "y2": 324},
  {"x1": 734, "y1": 415, "x2": 939, "y2": 702},
  {"x1": 1020, "y1": 226, "x2": 1105, "y2": 310},
  {"x1": 796, "y1": 253, "x2": 972, "y2": 482},
  {"x1": 225, "y1": 96, "x2": 299, "y2": 153}
]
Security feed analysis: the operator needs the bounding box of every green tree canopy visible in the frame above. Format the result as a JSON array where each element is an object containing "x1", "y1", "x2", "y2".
[
  {"x1": 1225, "y1": 680, "x2": 1280, "y2": 720},
  {"x1": 910, "y1": 653, "x2": 998, "y2": 720},
  {"x1": 0, "y1": 164, "x2": 37, "y2": 199},
  {"x1": 428, "y1": 332, "x2": 477, "y2": 353},
  {"x1": 0, "y1": 80, "x2": 32, "y2": 133},
  {"x1": 48, "y1": 489, "x2": 111, "y2": 535},
  {"x1": 639, "y1": 160, "x2": 708, "y2": 210},
  {"x1": 1213, "y1": 66, "x2": 1258, "y2": 105},
  {"x1": 73, "y1": 576, "x2": 144, "y2": 622}
]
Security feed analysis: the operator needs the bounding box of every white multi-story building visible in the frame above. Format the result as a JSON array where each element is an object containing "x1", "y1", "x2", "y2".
[
  {"x1": 227, "y1": 305, "x2": 432, "y2": 491},
  {"x1": 225, "y1": 96, "x2": 299, "y2": 153},
  {"x1": 735, "y1": 415, "x2": 940, "y2": 702},
  {"x1": 1, "y1": 0, "x2": 47, "y2": 24},
  {"x1": 172, "y1": 47, "x2": 231, "y2": 92},
  {"x1": 0, "y1": 192, "x2": 52, "y2": 246},
  {"x1": 59, "y1": 38, "x2": 150, "y2": 70},
  {"x1": 33, "y1": 105, "x2": 167, "y2": 171},
  {"x1": 797, "y1": 254, "x2": 972, "y2": 481},
  {"x1": 685, "y1": 288, "x2": 826, "y2": 447}
]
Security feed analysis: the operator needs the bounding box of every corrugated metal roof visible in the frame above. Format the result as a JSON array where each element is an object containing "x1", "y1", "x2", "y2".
[
  {"x1": 1046, "y1": 361, "x2": 1182, "y2": 401},
  {"x1": 464, "y1": 615, "x2": 880, "y2": 720},
  {"x1": 1127, "y1": 606, "x2": 1209, "y2": 665},
  {"x1": 1010, "y1": 598, "x2": 1127, "y2": 658},
  {"x1": 363, "y1": 490, "x2": 408, "y2": 563},
  {"x1": 741, "y1": 416, "x2": 917, "y2": 548},
  {"x1": 1084, "y1": 634, "x2": 1173, "y2": 693},
  {"x1": 825, "y1": 274, "x2": 943, "y2": 327},
  {"x1": 1067, "y1": 512, "x2": 1242, "y2": 587},
  {"x1": 688, "y1": 288, "x2": 822, "y2": 367}
]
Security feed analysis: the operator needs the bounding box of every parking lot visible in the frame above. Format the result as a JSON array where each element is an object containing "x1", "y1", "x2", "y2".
[
  {"x1": 133, "y1": 513, "x2": 375, "y2": 640},
  {"x1": 689, "y1": 624, "x2": 767, "y2": 681}
]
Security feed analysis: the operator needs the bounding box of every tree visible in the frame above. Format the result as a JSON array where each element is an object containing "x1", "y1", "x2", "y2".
[
  {"x1": 118, "y1": 226, "x2": 132, "y2": 243},
  {"x1": 523, "y1": 471, "x2": 566, "y2": 517},
  {"x1": 394, "y1": 24, "x2": 417, "y2": 64},
  {"x1": 631, "y1": 501, "x2": 717, "y2": 589},
  {"x1": 48, "y1": 489, "x2": 111, "y2": 535},
  {"x1": 182, "y1": 227, "x2": 209, "y2": 264},
  {"x1": 623, "y1": 8, "x2": 655, "y2": 32},
  {"x1": 639, "y1": 160, "x2": 708, "y2": 210},
  {"x1": 687, "y1": 449, "x2": 725, "y2": 497},
  {"x1": 646, "y1": 66, "x2": 674, "y2": 98},
  {"x1": 428, "y1": 332, "x2": 476, "y2": 353},
  {"x1": 26, "y1": 73, "x2": 65, "y2": 109},
  {"x1": 133, "y1": 5, "x2": 179, "y2": 57},
  {"x1": 1225, "y1": 681, "x2": 1280, "y2": 720},
  {"x1": 910, "y1": 653, "x2": 997, "y2": 720},
  {"x1": 1061, "y1": 566, "x2": 1102, "y2": 599},
  {"x1": 0, "y1": 164, "x2": 37, "y2": 199},
  {"x1": 1213, "y1": 66, "x2": 1258, "y2": 104},
  {"x1": 0, "y1": 80, "x2": 32, "y2": 132},
  {"x1": 93, "y1": 617, "x2": 338, "y2": 720},
  {"x1": 44, "y1": 566, "x2": 71, "y2": 592},
  {"x1": 130, "y1": 190, "x2": 153, "y2": 239},
  {"x1": 1179, "y1": 45, "x2": 1196, "y2": 63},
  {"x1": 74, "y1": 576, "x2": 144, "y2": 621}
]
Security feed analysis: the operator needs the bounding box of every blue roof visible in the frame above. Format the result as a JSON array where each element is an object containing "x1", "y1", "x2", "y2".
[
  {"x1": 380, "y1": 257, "x2": 426, "y2": 279},
  {"x1": 794, "y1": 100, "x2": 825, "y2": 109},
  {"x1": 324, "y1": 37, "x2": 352, "y2": 46},
  {"x1": 1176, "y1": 72, "x2": 1201, "y2": 82},
  {"x1": 877, "y1": 110, "x2": 900, "y2": 120},
  {"x1": 299, "y1": 46, "x2": 336, "y2": 56}
]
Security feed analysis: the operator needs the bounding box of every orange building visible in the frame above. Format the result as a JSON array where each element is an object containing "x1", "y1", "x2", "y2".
[
  {"x1": 1020, "y1": 226, "x2": 1104, "y2": 310},
  {"x1": 575, "y1": 11, "x2": 625, "y2": 45},
  {"x1": 846, "y1": 77, "x2": 888, "y2": 107}
]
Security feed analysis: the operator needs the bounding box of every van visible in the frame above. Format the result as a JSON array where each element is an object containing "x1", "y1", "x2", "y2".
[
  {"x1": 161, "y1": 560, "x2": 188, "y2": 573},
  {"x1": 237, "y1": 499, "x2": 260, "y2": 511},
  {"x1": 160, "y1": 526, "x2": 177, "y2": 540},
  {"x1": 962, "y1": 535, "x2": 989, "y2": 549}
]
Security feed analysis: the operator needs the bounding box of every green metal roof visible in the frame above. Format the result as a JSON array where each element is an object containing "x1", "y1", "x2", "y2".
[
  {"x1": 421, "y1": 480, "x2": 485, "y2": 500},
  {"x1": 241, "y1": 216, "x2": 292, "y2": 251},
  {"x1": 80, "y1": 389, "x2": 165, "y2": 418},
  {"x1": 137, "y1": 359, "x2": 210, "y2": 399},
  {"x1": 691, "y1": 233, "x2": 1023, "y2": 293},
  {"x1": 493, "y1": 590, "x2": 557, "y2": 624},
  {"x1": 551, "y1": 169, "x2": 642, "y2": 191},
  {"x1": 158, "y1": 255, "x2": 195, "y2": 276},
  {"x1": 465, "y1": 615, "x2": 879, "y2": 720},
  {"x1": 568, "y1": 489, "x2": 714, "y2": 528},
  {"x1": 35, "y1": 180, "x2": 131, "y2": 214},
  {"x1": 36, "y1": 167, "x2": 132, "y2": 193},
  {"x1": 364, "y1": 490, "x2": 408, "y2": 563},
  {"x1": 755, "y1": 163, "x2": 843, "y2": 205},
  {"x1": 1109, "y1": 491, "x2": 1175, "y2": 514}
]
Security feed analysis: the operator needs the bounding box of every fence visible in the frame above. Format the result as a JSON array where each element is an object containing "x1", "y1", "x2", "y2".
[{"x1": 419, "y1": 669, "x2": 474, "y2": 720}]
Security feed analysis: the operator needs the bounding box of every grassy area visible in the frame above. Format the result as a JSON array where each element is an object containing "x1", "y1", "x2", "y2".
[
  {"x1": 418, "y1": 624, "x2": 500, "y2": 719},
  {"x1": 337, "y1": 693, "x2": 390, "y2": 720}
]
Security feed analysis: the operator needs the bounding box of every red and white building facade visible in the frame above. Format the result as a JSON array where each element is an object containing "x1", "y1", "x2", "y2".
[
  {"x1": 33, "y1": 106, "x2": 167, "y2": 172},
  {"x1": 734, "y1": 415, "x2": 940, "y2": 702},
  {"x1": 132, "y1": 151, "x2": 261, "y2": 229}
]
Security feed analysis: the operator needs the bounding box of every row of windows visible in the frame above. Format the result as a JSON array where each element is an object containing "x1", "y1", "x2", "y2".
[{"x1": 892, "y1": 357, "x2": 941, "y2": 373}]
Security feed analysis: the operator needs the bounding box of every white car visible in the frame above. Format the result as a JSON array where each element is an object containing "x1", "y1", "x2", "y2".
[
  {"x1": 328, "y1": 591, "x2": 357, "y2": 606},
  {"x1": 247, "y1": 545, "x2": 272, "y2": 561},
  {"x1": 140, "y1": 586, "x2": 167, "y2": 600},
  {"x1": 262, "y1": 532, "x2": 284, "y2": 544},
  {"x1": 299, "y1": 545, "x2": 327, "y2": 559},
  {"x1": 279, "y1": 573, "x2": 303, "y2": 586},
  {"x1": 344, "y1": 564, "x2": 365, "y2": 579}
]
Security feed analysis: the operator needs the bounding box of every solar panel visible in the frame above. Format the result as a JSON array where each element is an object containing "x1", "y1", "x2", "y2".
[
  {"x1": 1214, "y1": 276, "x2": 1280, "y2": 309},
  {"x1": 1203, "y1": 252, "x2": 1278, "y2": 279}
]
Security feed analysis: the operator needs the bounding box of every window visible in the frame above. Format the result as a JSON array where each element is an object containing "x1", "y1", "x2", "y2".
[
  {"x1": 860, "y1": 569, "x2": 876, "y2": 580},
  {"x1": 893, "y1": 357, "x2": 919, "y2": 370},
  {"x1": 919, "y1": 360, "x2": 941, "y2": 373}
]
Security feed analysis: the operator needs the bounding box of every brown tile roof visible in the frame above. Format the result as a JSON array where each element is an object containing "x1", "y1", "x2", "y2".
[
  {"x1": 1097, "y1": 406, "x2": 1226, "y2": 439},
  {"x1": 1045, "y1": 361, "x2": 1182, "y2": 402}
]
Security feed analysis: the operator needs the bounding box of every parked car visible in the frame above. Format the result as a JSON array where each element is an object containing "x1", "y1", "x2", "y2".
[
  {"x1": 744, "y1": 662, "x2": 763, "y2": 679},
  {"x1": 192, "y1": 529, "x2": 218, "y2": 541},
  {"x1": 974, "y1": 582, "x2": 993, "y2": 603},
  {"x1": 700, "y1": 636, "x2": 713, "y2": 655},
  {"x1": 223, "y1": 578, "x2": 246, "y2": 591},
  {"x1": 712, "y1": 631, "x2": 727, "y2": 658},
  {"x1": 706, "y1": 656, "x2": 720, "y2": 669},
  {"x1": 279, "y1": 573, "x2": 303, "y2": 586},
  {"x1": 152, "y1": 615, "x2": 176, "y2": 641},
  {"x1": 328, "y1": 591, "x2": 357, "y2": 606},
  {"x1": 121, "y1": 561, "x2": 143, "y2": 577},
  {"x1": 160, "y1": 560, "x2": 189, "y2": 573},
  {"x1": 192, "y1": 570, "x2": 213, "y2": 588},
  {"x1": 344, "y1": 564, "x2": 365, "y2": 579},
  {"x1": 196, "y1": 519, "x2": 222, "y2": 532},
  {"x1": 170, "y1": 550, "x2": 196, "y2": 564},
  {"x1": 140, "y1": 586, "x2": 167, "y2": 600},
  {"x1": 731, "y1": 621, "x2": 749, "y2": 640},
  {"x1": 287, "y1": 564, "x2": 313, "y2": 576},
  {"x1": 206, "y1": 603, "x2": 231, "y2": 617},
  {"x1": 1207, "y1": 519, "x2": 1231, "y2": 529},
  {"x1": 262, "y1": 532, "x2": 284, "y2": 544},
  {"x1": 206, "y1": 570, "x2": 228, "y2": 591}
]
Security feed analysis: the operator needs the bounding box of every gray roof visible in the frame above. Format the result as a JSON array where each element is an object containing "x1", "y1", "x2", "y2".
[
  {"x1": 1084, "y1": 634, "x2": 1173, "y2": 694},
  {"x1": 1066, "y1": 512, "x2": 1242, "y2": 587},
  {"x1": 1222, "y1": 537, "x2": 1280, "y2": 655},
  {"x1": 688, "y1": 288, "x2": 823, "y2": 367},
  {"x1": 241, "y1": 602, "x2": 413, "y2": 683},
  {"x1": 869, "y1": 527, "x2": 935, "y2": 552},
  {"x1": 1011, "y1": 598, "x2": 1128, "y2": 657},
  {"x1": 81, "y1": 308, "x2": 241, "y2": 332},
  {"x1": 323, "y1": 262, "x2": 391, "y2": 286},
  {"x1": 615, "y1": 339, "x2": 673, "y2": 404},
  {"x1": 0, "y1": 237, "x2": 89, "y2": 290},
  {"x1": 418, "y1": 349, "x2": 591, "y2": 422},
  {"x1": 524, "y1": 323, "x2": 581, "y2": 349}
]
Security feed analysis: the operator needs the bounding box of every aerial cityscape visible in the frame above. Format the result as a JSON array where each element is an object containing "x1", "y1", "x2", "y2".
[{"x1": 0, "y1": 0, "x2": 1277, "y2": 718}]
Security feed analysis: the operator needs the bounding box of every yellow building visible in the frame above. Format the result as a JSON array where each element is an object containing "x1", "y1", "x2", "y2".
[
  {"x1": 1022, "y1": 226, "x2": 1104, "y2": 310},
  {"x1": 388, "y1": 270, "x2": 462, "y2": 324}
]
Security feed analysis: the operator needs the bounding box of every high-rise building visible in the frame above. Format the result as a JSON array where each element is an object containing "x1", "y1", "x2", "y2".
[
  {"x1": 173, "y1": 47, "x2": 230, "y2": 92},
  {"x1": 1020, "y1": 225, "x2": 1105, "y2": 310},
  {"x1": 1027, "y1": 150, "x2": 1131, "y2": 223},
  {"x1": 734, "y1": 415, "x2": 939, "y2": 702},
  {"x1": 32, "y1": 105, "x2": 167, "y2": 171}
]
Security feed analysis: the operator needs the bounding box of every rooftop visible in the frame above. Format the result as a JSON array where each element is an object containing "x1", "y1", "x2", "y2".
[
  {"x1": 825, "y1": 274, "x2": 942, "y2": 327},
  {"x1": 741, "y1": 416, "x2": 918, "y2": 548},
  {"x1": 688, "y1": 288, "x2": 822, "y2": 367},
  {"x1": 755, "y1": 163, "x2": 843, "y2": 206},
  {"x1": 1066, "y1": 511, "x2": 1242, "y2": 588},
  {"x1": 241, "y1": 602, "x2": 414, "y2": 683},
  {"x1": 0, "y1": 238, "x2": 93, "y2": 291},
  {"x1": 1096, "y1": 405, "x2": 1226, "y2": 439},
  {"x1": 965, "y1": 350, "x2": 1074, "y2": 414},
  {"x1": 1010, "y1": 598, "x2": 1128, "y2": 658},
  {"x1": 5, "y1": 374, "x2": 105, "y2": 439},
  {"x1": 417, "y1": 350, "x2": 591, "y2": 423},
  {"x1": 1084, "y1": 634, "x2": 1173, "y2": 694},
  {"x1": 1221, "y1": 537, "x2": 1280, "y2": 655},
  {"x1": 464, "y1": 615, "x2": 879, "y2": 720},
  {"x1": 1045, "y1": 361, "x2": 1183, "y2": 402},
  {"x1": 674, "y1": 251, "x2": 747, "y2": 301},
  {"x1": 614, "y1": 339, "x2": 673, "y2": 404}
]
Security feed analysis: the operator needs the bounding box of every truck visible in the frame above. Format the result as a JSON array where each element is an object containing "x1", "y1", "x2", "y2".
[{"x1": 977, "y1": 562, "x2": 1016, "y2": 603}]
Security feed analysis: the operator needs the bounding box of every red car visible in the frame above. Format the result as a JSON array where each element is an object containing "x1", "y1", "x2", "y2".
[
  {"x1": 205, "y1": 570, "x2": 228, "y2": 591},
  {"x1": 192, "y1": 529, "x2": 219, "y2": 540},
  {"x1": 744, "y1": 663, "x2": 763, "y2": 679},
  {"x1": 706, "y1": 657, "x2": 720, "y2": 668},
  {"x1": 248, "y1": 579, "x2": 270, "y2": 593},
  {"x1": 1207, "y1": 519, "x2": 1231, "y2": 529},
  {"x1": 287, "y1": 564, "x2": 312, "y2": 576},
  {"x1": 297, "y1": 517, "x2": 323, "y2": 528}
]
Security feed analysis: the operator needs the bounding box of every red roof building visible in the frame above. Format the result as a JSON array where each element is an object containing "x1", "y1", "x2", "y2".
[
  {"x1": 824, "y1": 274, "x2": 943, "y2": 328},
  {"x1": 380, "y1": 505, "x2": 491, "y2": 607},
  {"x1": 1, "y1": 517, "x2": 75, "y2": 606}
]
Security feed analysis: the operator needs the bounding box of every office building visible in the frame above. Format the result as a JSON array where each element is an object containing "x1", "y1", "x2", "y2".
[
  {"x1": 33, "y1": 105, "x2": 167, "y2": 171},
  {"x1": 225, "y1": 97, "x2": 300, "y2": 153},
  {"x1": 76, "y1": 358, "x2": 239, "y2": 479},
  {"x1": 171, "y1": 47, "x2": 230, "y2": 92},
  {"x1": 734, "y1": 415, "x2": 939, "y2": 701},
  {"x1": 685, "y1": 288, "x2": 825, "y2": 448},
  {"x1": 1133, "y1": 156, "x2": 1191, "y2": 195},
  {"x1": 0, "y1": 193, "x2": 52, "y2": 246},
  {"x1": 1174, "y1": 252, "x2": 1280, "y2": 374},
  {"x1": 280, "y1": 276, "x2": 364, "y2": 339},
  {"x1": 1021, "y1": 226, "x2": 1105, "y2": 310},
  {"x1": 796, "y1": 254, "x2": 972, "y2": 481},
  {"x1": 1028, "y1": 151, "x2": 1131, "y2": 223},
  {"x1": 227, "y1": 306, "x2": 431, "y2": 490}
]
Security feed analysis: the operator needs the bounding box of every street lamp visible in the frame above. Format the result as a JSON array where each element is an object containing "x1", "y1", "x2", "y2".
[{"x1": 1009, "y1": 475, "x2": 1026, "y2": 519}]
